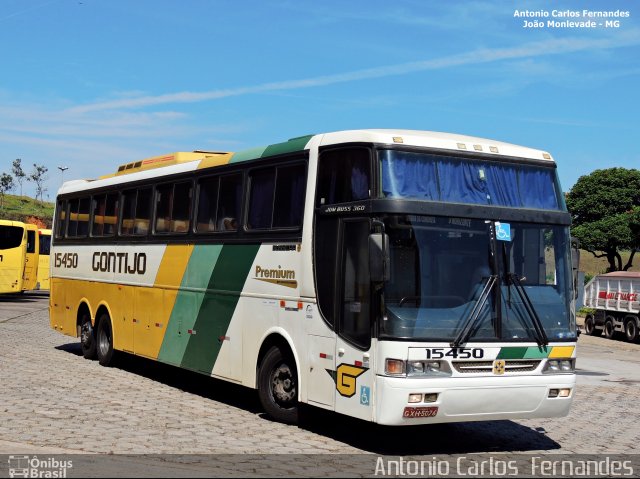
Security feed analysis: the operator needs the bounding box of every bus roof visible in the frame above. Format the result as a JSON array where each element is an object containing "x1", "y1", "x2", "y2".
[{"x1": 56, "y1": 129, "x2": 556, "y2": 196}]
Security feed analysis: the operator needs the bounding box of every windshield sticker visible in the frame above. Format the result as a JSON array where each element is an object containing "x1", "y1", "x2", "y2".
[{"x1": 495, "y1": 222, "x2": 512, "y2": 241}]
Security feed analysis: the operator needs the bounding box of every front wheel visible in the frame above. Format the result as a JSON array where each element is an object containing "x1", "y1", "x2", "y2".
[
  {"x1": 96, "y1": 313, "x2": 116, "y2": 367},
  {"x1": 258, "y1": 346, "x2": 298, "y2": 424}
]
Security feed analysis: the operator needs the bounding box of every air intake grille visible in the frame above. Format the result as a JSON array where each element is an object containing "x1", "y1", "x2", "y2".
[{"x1": 453, "y1": 360, "x2": 541, "y2": 373}]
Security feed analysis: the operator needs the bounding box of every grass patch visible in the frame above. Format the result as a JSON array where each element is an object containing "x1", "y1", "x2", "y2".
[{"x1": 0, "y1": 194, "x2": 54, "y2": 227}]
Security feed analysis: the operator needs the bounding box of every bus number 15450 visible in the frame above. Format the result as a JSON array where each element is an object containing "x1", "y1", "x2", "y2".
[
  {"x1": 54, "y1": 252, "x2": 78, "y2": 269},
  {"x1": 425, "y1": 348, "x2": 484, "y2": 360}
]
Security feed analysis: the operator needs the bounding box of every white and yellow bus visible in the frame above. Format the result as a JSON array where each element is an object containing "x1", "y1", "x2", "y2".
[
  {"x1": 50, "y1": 130, "x2": 578, "y2": 425},
  {"x1": 37, "y1": 228, "x2": 52, "y2": 290},
  {"x1": 1, "y1": 219, "x2": 28, "y2": 293}
]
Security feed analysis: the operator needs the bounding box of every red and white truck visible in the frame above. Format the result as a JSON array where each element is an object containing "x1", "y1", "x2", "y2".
[{"x1": 583, "y1": 271, "x2": 640, "y2": 342}]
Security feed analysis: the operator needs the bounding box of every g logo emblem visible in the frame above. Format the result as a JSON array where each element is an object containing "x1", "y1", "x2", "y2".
[
  {"x1": 493, "y1": 359, "x2": 506, "y2": 375},
  {"x1": 336, "y1": 364, "x2": 367, "y2": 397}
]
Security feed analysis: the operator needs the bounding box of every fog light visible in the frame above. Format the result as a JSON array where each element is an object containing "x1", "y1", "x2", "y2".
[
  {"x1": 423, "y1": 393, "x2": 438, "y2": 403},
  {"x1": 408, "y1": 393, "x2": 422, "y2": 403},
  {"x1": 548, "y1": 389, "x2": 559, "y2": 398},
  {"x1": 559, "y1": 388, "x2": 571, "y2": 397},
  {"x1": 386, "y1": 359, "x2": 405, "y2": 376}
]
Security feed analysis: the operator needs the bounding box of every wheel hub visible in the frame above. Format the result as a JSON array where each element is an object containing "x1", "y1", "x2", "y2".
[{"x1": 271, "y1": 364, "x2": 295, "y2": 403}]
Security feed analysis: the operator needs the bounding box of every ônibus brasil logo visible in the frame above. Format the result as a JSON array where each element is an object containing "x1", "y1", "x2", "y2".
[{"x1": 7, "y1": 455, "x2": 73, "y2": 478}]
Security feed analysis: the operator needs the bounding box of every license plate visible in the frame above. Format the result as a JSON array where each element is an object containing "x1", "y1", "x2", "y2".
[{"x1": 403, "y1": 406, "x2": 438, "y2": 418}]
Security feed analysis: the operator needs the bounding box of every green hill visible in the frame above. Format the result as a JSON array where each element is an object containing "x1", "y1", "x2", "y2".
[{"x1": 0, "y1": 194, "x2": 54, "y2": 228}]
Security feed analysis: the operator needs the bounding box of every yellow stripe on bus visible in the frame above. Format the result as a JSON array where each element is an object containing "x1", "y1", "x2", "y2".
[{"x1": 549, "y1": 346, "x2": 575, "y2": 358}]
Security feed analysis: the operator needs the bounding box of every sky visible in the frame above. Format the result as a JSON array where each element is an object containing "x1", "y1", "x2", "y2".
[{"x1": 1, "y1": 0, "x2": 638, "y2": 201}]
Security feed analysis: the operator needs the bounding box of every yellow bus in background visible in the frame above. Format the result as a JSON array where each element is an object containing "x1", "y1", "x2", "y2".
[
  {"x1": 22, "y1": 223, "x2": 39, "y2": 291},
  {"x1": 37, "y1": 228, "x2": 51, "y2": 290},
  {"x1": 0, "y1": 220, "x2": 27, "y2": 293}
]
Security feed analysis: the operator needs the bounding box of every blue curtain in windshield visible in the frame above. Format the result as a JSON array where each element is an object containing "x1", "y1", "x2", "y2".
[
  {"x1": 380, "y1": 151, "x2": 438, "y2": 200},
  {"x1": 518, "y1": 168, "x2": 558, "y2": 209},
  {"x1": 381, "y1": 150, "x2": 562, "y2": 210},
  {"x1": 437, "y1": 159, "x2": 490, "y2": 205}
]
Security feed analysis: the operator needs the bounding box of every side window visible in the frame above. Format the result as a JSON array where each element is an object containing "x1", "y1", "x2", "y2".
[
  {"x1": 273, "y1": 163, "x2": 306, "y2": 228},
  {"x1": 134, "y1": 188, "x2": 152, "y2": 235},
  {"x1": 196, "y1": 176, "x2": 219, "y2": 233},
  {"x1": 26, "y1": 230, "x2": 36, "y2": 254},
  {"x1": 217, "y1": 174, "x2": 242, "y2": 232},
  {"x1": 92, "y1": 193, "x2": 119, "y2": 237},
  {"x1": 120, "y1": 188, "x2": 151, "y2": 236},
  {"x1": 340, "y1": 220, "x2": 372, "y2": 349},
  {"x1": 67, "y1": 199, "x2": 79, "y2": 237},
  {"x1": 55, "y1": 200, "x2": 67, "y2": 239},
  {"x1": 247, "y1": 162, "x2": 306, "y2": 230},
  {"x1": 154, "y1": 181, "x2": 192, "y2": 234},
  {"x1": 316, "y1": 148, "x2": 371, "y2": 207},
  {"x1": 172, "y1": 182, "x2": 192, "y2": 233},
  {"x1": 39, "y1": 234, "x2": 51, "y2": 255},
  {"x1": 154, "y1": 184, "x2": 172, "y2": 233},
  {"x1": 67, "y1": 197, "x2": 90, "y2": 238},
  {"x1": 248, "y1": 168, "x2": 275, "y2": 230},
  {"x1": 120, "y1": 189, "x2": 136, "y2": 236}
]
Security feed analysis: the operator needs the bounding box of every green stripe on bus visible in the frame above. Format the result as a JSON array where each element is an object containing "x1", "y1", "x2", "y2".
[
  {"x1": 497, "y1": 346, "x2": 551, "y2": 359},
  {"x1": 180, "y1": 244, "x2": 260, "y2": 374},
  {"x1": 522, "y1": 346, "x2": 551, "y2": 359},
  {"x1": 497, "y1": 347, "x2": 528, "y2": 359},
  {"x1": 261, "y1": 135, "x2": 313, "y2": 157},
  {"x1": 229, "y1": 135, "x2": 313, "y2": 164},
  {"x1": 229, "y1": 146, "x2": 268, "y2": 163},
  {"x1": 158, "y1": 245, "x2": 223, "y2": 366}
]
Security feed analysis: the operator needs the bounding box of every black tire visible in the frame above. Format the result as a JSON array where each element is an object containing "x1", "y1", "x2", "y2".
[
  {"x1": 96, "y1": 313, "x2": 116, "y2": 367},
  {"x1": 258, "y1": 346, "x2": 298, "y2": 424},
  {"x1": 80, "y1": 313, "x2": 97, "y2": 359},
  {"x1": 584, "y1": 315, "x2": 598, "y2": 336},
  {"x1": 625, "y1": 317, "x2": 639, "y2": 342},
  {"x1": 604, "y1": 318, "x2": 616, "y2": 339}
]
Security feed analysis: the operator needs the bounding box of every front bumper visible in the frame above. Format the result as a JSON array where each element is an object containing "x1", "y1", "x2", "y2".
[{"x1": 375, "y1": 373, "x2": 575, "y2": 425}]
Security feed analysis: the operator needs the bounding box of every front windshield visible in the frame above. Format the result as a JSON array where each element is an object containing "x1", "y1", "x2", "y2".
[{"x1": 380, "y1": 215, "x2": 575, "y2": 342}]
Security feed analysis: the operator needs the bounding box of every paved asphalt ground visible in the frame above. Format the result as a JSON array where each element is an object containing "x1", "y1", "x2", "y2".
[{"x1": 1, "y1": 292, "x2": 639, "y2": 477}]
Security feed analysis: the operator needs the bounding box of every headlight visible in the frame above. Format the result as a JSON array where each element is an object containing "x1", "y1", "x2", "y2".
[
  {"x1": 407, "y1": 360, "x2": 443, "y2": 377},
  {"x1": 544, "y1": 358, "x2": 575, "y2": 373}
]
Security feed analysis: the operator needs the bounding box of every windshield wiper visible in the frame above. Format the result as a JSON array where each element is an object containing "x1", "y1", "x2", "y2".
[
  {"x1": 507, "y1": 273, "x2": 549, "y2": 347},
  {"x1": 451, "y1": 275, "x2": 497, "y2": 347}
]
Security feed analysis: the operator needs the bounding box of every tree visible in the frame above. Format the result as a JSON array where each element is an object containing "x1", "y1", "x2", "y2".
[
  {"x1": 0, "y1": 172, "x2": 14, "y2": 209},
  {"x1": 30, "y1": 164, "x2": 49, "y2": 204},
  {"x1": 566, "y1": 168, "x2": 640, "y2": 272},
  {"x1": 12, "y1": 159, "x2": 26, "y2": 198}
]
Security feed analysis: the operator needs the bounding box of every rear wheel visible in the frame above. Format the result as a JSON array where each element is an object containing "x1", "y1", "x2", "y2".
[
  {"x1": 604, "y1": 317, "x2": 616, "y2": 339},
  {"x1": 96, "y1": 313, "x2": 116, "y2": 367},
  {"x1": 80, "y1": 313, "x2": 97, "y2": 359},
  {"x1": 625, "y1": 317, "x2": 639, "y2": 342},
  {"x1": 258, "y1": 346, "x2": 298, "y2": 424},
  {"x1": 584, "y1": 315, "x2": 598, "y2": 336}
]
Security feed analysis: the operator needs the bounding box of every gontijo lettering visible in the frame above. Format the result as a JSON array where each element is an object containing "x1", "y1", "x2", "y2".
[{"x1": 92, "y1": 251, "x2": 147, "y2": 274}]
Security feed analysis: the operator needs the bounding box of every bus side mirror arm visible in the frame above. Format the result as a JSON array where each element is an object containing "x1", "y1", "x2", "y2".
[
  {"x1": 369, "y1": 232, "x2": 390, "y2": 284},
  {"x1": 571, "y1": 236, "x2": 580, "y2": 300}
]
